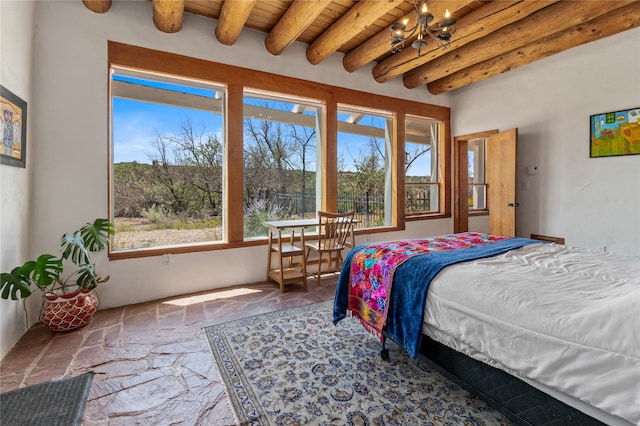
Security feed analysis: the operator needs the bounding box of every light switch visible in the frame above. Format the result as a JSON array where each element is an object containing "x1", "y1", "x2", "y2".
[{"x1": 526, "y1": 165, "x2": 538, "y2": 175}]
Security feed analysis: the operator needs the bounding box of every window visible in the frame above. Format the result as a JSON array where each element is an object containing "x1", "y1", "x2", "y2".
[
  {"x1": 110, "y1": 67, "x2": 225, "y2": 250},
  {"x1": 337, "y1": 105, "x2": 393, "y2": 229},
  {"x1": 242, "y1": 90, "x2": 322, "y2": 238},
  {"x1": 405, "y1": 115, "x2": 441, "y2": 215},
  {"x1": 467, "y1": 138, "x2": 487, "y2": 211},
  {"x1": 108, "y1": 43, "x2": 451, "y2": 258}
]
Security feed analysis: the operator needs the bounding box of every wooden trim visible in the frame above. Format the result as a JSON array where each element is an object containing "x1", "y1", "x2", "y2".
[
  {"x1": 395, "y1": 111, "x2": 405, "y2": 229},
  {"x1": 109, "y1": 239, "x2": 266, "y2": 260},
  {"x1": 440, "y1": 118, "x2": 452, "y2": 219},
  {"x1": 453, "y1": 130, "x2": 497, "y2": 233},
  {"x1": 107, "y1": 42, "x2": 450, "y2": 122},
  {"x1": 453, "y1": 138, "x2": 468, "y2": 233},
  {"x1": 226, "y1": 84, "x2": 244, "y2": 243},
  {"x1": 323, "y1": 100, "x2": 337, "y2": 213}
]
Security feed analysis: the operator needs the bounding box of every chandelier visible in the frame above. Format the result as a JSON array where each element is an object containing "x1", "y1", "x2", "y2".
[{"x1": 390, "y1": 0, "x2": 457, "y2": 56}]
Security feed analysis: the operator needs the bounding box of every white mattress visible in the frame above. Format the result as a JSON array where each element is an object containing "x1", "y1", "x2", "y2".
[{"x1": 422, "y1": 243, "x2": 640, "y2": 425}]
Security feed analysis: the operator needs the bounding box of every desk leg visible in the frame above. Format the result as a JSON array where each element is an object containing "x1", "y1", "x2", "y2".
[
  {"x1": 301, "y1": 229, "x2": 308, "y2": 291},
  {"x1": 266, "y1": 230, "x2": 273, "y2": 281}
]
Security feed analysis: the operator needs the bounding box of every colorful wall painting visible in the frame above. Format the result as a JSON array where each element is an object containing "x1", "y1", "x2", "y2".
[
  {"x1": 1, "y1": 85, "x2": 27, "y2": 168},
  {"x1": 590, "y1": 107, "x2": 640, "y2": 158}
]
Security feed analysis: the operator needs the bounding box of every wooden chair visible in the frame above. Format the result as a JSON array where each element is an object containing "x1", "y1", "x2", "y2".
[{"x1": 305, "y1": 211, "x2": 355, "y2": 285}]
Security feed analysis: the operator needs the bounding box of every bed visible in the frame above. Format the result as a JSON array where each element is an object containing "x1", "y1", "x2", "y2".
[{"x1": 333, "y1": 232, "x2": 640, "y2": 426}]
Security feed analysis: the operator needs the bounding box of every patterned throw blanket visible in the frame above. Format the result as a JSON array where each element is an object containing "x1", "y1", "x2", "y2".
[
  {"x1": 335, "y1": 232, "x2": 541, "y2": 357},
  {"x1": 345, "y1": 232, "x2": 510, "y2": 341}
]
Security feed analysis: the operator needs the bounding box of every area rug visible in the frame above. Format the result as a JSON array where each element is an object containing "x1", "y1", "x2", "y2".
[
  {"x1": 204, "y1": 300, "x2": 511, "y2": 425},
  {"x1": 0, "y1": 371, "x2": 94, "y2": 426}
]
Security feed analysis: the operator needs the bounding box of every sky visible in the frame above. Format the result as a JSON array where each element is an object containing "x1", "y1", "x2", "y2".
[{"x1": 112, "y1": 74, "x2": 432, "y2": 175}]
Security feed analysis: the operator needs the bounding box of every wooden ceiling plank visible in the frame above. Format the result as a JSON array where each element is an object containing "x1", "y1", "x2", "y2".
[
  {"x1": 343, "y1": 0, "x2": 477, "y2": 72},
  {"x1": 265, "y1": 0, "x2": 333, "y2": 56},
  {"x1": 152, "y1": 0, "x2": 185, "y2": 33},
  {"x1": 403, "y1": 0, "x2": 633, "y2": 88},
  {"x1": 373, "y1": 0, "x2": 552, "y2": 83},
  {"x1": 427, "y1": 2, "x2": 640, "y2": 94},
  {"x1": 306, "y1": 0, "x2": 400, "y2": 65},
  {"x1": 215, "y1": 0, "x2": 258, "y2": 46},
  {"x1": 82, "y1": 0, "x2": 111, "y2": 13}
]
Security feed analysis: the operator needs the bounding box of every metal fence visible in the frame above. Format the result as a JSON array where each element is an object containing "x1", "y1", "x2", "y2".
[
  {"x1": 275, "y1": 190, "x2": 385, "y2": 228},
  {"x1": 272, "y1": 186, "x2": 435, "y2": 227}
]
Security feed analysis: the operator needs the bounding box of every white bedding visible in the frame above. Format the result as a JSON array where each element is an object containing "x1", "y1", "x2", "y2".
[{"x1": 422, "y1": 243, "x2": 640, "y2": 425}]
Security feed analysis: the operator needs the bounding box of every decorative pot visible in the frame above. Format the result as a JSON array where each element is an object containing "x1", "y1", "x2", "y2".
[{"x1": 40, "y1": 289, "x2": 100, "y2": 332}]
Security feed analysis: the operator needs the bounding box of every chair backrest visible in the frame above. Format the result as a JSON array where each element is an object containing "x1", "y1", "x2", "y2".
[{"x1": 317, "y1": 211, "x2": 355, "y2": 251}]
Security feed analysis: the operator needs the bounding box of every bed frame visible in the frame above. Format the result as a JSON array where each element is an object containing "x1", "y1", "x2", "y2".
[{"x1": 417, "y1": 335, "x2": 605, "y2": 426}]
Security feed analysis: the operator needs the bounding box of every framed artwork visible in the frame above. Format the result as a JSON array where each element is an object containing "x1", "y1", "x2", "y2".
[
  {"x1": 590, "y1": 107, "x2": 640, "y2": 158},
  {"x1": 1, "y1": 85, "x2": 27, "y2": 168}
]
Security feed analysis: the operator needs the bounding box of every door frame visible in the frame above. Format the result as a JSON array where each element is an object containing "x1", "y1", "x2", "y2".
[{"x1": 453, "y1": 130, "x2": 497, "y2": 233}]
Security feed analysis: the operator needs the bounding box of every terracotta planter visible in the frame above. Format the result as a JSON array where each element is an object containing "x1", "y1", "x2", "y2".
[{"x1": 40, "y1": 289, "x2": 100, "y2": 332}]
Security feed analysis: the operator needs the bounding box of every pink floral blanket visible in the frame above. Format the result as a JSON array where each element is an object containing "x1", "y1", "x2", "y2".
[{"x1": 346, "y1": 232, "x2": 510, "y2": 340}]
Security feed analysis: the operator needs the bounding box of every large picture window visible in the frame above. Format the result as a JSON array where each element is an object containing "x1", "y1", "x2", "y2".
[
  {"x1": 108, "y1": 42, "x2": 451, "y2": 258},
  {"x1": 110, "y1": 67, "x2": 225, "y2": 250},
  {"x1": 243, "y1": 90, "x2": 322, "y2": 239}
]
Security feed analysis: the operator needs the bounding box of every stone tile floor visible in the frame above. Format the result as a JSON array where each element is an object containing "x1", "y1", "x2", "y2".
[{"x1": 0, "y1": 276, "x2": 337, "y2": 425}]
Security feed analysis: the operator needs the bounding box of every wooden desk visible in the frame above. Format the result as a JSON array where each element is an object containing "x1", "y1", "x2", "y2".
[
  {"x1": 263, "y1": 218, "x2": 359, "y2": 291},
  {"x1": 263, "y1": 219, "x2": 315, "y2": 292}
]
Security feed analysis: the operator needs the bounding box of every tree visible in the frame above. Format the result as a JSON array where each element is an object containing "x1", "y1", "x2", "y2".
[
  {"x1": 353, "y1": 136, "x2": 385, "y2": 194},
  {"x1": 166, "y1": 119, "x2": 223, "y2": 217},
  {"x1": 288, "y1": 124, "x2": 316, "y2": 216},
  {"x1": 405, "y1": 144, "x2": 431, "y2": 174},
  {"x1": 243, "y1": 105, "x2": 297, "y2": 209}
]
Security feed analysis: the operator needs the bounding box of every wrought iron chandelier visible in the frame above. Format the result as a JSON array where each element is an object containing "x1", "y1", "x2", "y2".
[{"x1": 390, "y1": 0, "x2": 457, "y2": 56}]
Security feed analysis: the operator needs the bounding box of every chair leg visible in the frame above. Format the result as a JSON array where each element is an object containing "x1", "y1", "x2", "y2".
[{"x1": 317, "y1": 252, "x2": 323, "y2": 285}]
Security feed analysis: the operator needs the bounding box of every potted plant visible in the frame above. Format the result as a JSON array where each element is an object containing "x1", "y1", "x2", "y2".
[{"x1": 0, "y1": 218, "x2": 115, "y2": 332}]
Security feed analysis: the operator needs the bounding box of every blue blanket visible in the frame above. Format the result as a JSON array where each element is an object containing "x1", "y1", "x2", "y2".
[{"x1": 333, "y1": 236, "x2": 541, "y2": 358}]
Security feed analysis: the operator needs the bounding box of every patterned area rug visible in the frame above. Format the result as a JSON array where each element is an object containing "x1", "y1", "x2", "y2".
[{"x1": 205, "y1": 300, "x2": 512, "y2": 426}]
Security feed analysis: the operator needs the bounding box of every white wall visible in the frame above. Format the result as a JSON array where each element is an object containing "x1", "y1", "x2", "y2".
[
  {"x1": 27, "y1": 0, "x2": 453, "y2": 315},
  {"x1": 451, "y1": 28, "x2": 640, "y2": 256},
  {"x1": 0, "y1": 1, "x2": 35, "y2": 359}
]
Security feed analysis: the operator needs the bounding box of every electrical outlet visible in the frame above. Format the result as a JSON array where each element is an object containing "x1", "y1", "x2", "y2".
[{"x1": 163, "y1": 253, "x2": 171, "y2": 265}]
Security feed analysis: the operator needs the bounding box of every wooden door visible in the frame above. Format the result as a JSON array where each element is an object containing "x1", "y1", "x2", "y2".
[{"x1": 487, "y1": 128, "x2": 517, "y2": 236}]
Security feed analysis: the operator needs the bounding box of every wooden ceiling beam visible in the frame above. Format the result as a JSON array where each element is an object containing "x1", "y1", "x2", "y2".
[
  {"x1": 215, "y1": 0, "x2": 257, "y2": 46},
  {"x1": 265, "y1": 0, "x2": 332, "y2": 56},
  {"x1": 306, "y1": 0, "x2": 400, "y2": 65},
  {"x1": 152, "y1": 0, "x2": 185, "y2": 33},
  {"x1": 373, "y1": 0, "x2": 552, "y2": 84},
  {"x1": 82, "y1": 0, "x2": 111, "y2": 14},
  {"x1": 343, "y1": 0, "x2": 476, "y2": 73},
  {"x1": 427, "y1": 2, "x2": 640, "y2": 95},
  {"x1": 403, "y1": 0, "x2": 633, "y2": 88}
]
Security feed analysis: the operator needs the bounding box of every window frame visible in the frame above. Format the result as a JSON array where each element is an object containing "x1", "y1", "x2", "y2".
[
  {"x1": 107, "y1": 42, "x2": 451, "y2": 260},
  {"x1": 404, "y1": 115, "x2": 445, "y2": 217}
]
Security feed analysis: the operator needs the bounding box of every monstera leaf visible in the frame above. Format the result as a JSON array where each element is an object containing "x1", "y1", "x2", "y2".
[
  {"x1": 61, "y1": 218, "x2": 114, "y2": 265},
  {"x1": 0, "y1": 255, "x2": 63, "y2": 300}
]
